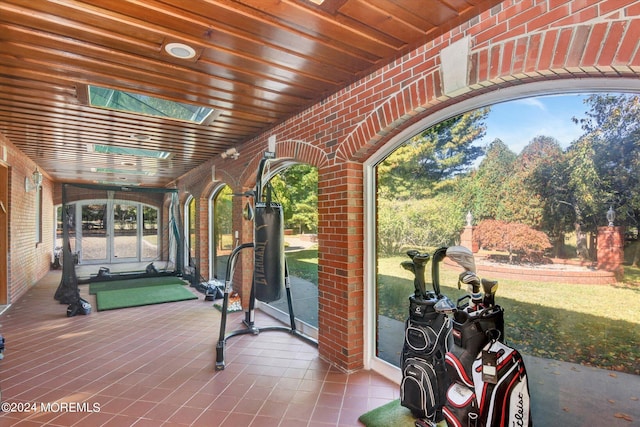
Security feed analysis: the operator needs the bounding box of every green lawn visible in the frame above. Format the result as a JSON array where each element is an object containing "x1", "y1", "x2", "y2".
[
  {"x1": 285, "y1": 248, "x2": 318, "y2": 284},
  {"x1": 284, "y1": 246, "x2": 639, "y2": 375}
]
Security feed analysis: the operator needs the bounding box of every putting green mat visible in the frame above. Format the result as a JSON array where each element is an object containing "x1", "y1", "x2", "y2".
[
  {"x1": 89, "y1": 276, "x2": 186, "y2": 294},
  {"x1": 358, "y1": 400, "x2": 447, "y2": 427},
  {"x1": 95, "y1": 284, "x2": 197, "y2": 311}
]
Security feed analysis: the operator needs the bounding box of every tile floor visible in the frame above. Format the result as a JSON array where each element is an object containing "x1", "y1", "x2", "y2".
[{"x1": 0, "y1": 271, "x2": 398, "y2": 426}]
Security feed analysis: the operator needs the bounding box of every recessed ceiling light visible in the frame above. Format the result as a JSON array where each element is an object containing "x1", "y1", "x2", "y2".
[
  {"x1": 130, "y1": 134, "x2": 151, "y2": 141},
  {"x1": 164, "y1": 42, "x2": 196, "y2": 59},
  {"x1": 308, "y1": 0, "x2": 325, "y2": 4}
]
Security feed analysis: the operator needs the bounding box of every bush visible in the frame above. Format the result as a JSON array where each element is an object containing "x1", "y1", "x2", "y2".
[{"x1": 474, "y1": 219, "x2": 552, "y2": 263}]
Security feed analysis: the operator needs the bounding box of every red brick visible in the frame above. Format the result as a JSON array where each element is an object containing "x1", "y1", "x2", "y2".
[
  {"x1": 524, "y1": 33, "x2": 543, "y2": 72},
  {"x1": 614, "y1": 20, "x2": 640, "y2": 64},
  {"x1": 600, "y1": 0, "x2": 639, "y2": 16},
  {"x1": 489, "y1": 44, "x2": 502, "y2": 81},
  {"x1": 511, "y1": 37, "x2": 529, "y2": 74},
  {"x1": 581, "y1": 23, "x2": 609, "y2": 68},
  {"x1": 598, "y1": 21, "x2": 627, "y2": 66},
  {"x1": 551, "y1": 28, "x2": 574, "y2": 69},
  {"x1": 566, "y1": 25, "x2": 591, "y2": 67}
]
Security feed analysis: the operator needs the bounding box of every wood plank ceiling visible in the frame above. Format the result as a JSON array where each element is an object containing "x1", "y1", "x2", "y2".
[{"x1": 0, "y1": 0, "x2": 501, "y2": 187}]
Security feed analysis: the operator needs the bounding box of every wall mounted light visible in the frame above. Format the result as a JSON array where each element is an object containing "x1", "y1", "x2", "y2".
[
  {"x1": 220, "y1": 147, "x2": 240, "y2": 160},
  {"x1": 25, "y1": 167, "x2": 43, "y2": 192}
]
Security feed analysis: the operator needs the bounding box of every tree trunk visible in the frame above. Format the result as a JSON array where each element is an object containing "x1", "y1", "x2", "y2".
[
  {"x1": 552, "y1": 232, "x2": 566, "y2": 258},
  {"x1": 575, "y1": 223, "x2": 590, "y2": 261}
]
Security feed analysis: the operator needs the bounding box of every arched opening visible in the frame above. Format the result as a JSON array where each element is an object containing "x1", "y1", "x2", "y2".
[
  {"x1": 257, "y1": 162, "x2": 319, "y2": 338},
  {"x1": 209, "y1": 184, "x2": 233, "y2": 281},
  {"x1": 365, "y1": 83, "x2": 640, "y2": 383},
  {"x1": 184, "y1": 195, "x2": 196, "y2": 269}
]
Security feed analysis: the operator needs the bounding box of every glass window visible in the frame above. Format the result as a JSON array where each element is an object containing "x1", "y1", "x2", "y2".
[{"x1": 373, "y1": 93, "x2": 640, "y2": 376}]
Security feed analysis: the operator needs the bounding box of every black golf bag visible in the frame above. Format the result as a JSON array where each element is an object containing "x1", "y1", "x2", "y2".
[{"x1": 400, "y1": 249, "x2": 452, "y2": 422}]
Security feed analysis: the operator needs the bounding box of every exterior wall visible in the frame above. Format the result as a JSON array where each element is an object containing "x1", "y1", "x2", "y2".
[{"x1": 0, "y1": 133, "x2": 53, "y2": 304}]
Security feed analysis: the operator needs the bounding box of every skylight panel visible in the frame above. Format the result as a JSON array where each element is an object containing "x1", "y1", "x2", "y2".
[
  {"x1": 87, "y1": 85, "x2": 215, "y2": 124},
  {"x1": 88, "y1": 144, "x2": 174, "y2": 160},
  {"x1": 90, "y1": 167, "x2": 156, "y2": 176}
]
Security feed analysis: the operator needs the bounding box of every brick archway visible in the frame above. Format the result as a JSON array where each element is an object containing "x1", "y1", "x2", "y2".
[
  {"x1": 329, "y1": 4, "x2": 640, "y2": 372},
  {"x1": 194, "y1": 0, "x2": 640, "y2": 372},
  {"x1": 339, "y1": 14, "x2": 640, "y2": 164}
]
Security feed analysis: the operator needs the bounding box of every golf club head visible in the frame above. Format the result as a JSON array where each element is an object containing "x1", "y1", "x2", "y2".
[
  {"x1": 406, "y1": 249, "x2": 419, "y2": 260},
  {"x1": 431, "y1": 247, "x2": 448, "y2": 296},
  {"x1": 458, "y1": 271, "x2": 481, "y2": 293},
  {"x1": 412, "y1": 252, "x2": 430, "y2": 267},
  {"x1": 411, "y1": 253, "x2": 429, "y2": 298},
  {"x1": 400, "y1": 260, "x2": 421, "y2": 297},
  {"x1": 446, "y1": 245, "x2": 476, "y2": 273},
  {"x1": 482, "y1": 278, "x2": 498, "y2": 306},
  {"x1": 434, "y1": 296, "x2": 456, "y2": 315},
  {"x1": 400, "y1": 260, "x2": 415, "y2": 274}
]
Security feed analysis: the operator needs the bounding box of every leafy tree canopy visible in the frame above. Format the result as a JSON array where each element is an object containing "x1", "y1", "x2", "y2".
[{"x1": 377, "y1": 108, "x2": 488, "y2": 199}]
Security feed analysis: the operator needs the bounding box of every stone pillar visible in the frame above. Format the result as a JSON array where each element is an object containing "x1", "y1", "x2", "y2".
[
  {"x1": 597, "y1": 226, "x2": 624, "y2": 280},
  {"x1": 460, "y1": 226, "x2": 479, "y2": 253}
]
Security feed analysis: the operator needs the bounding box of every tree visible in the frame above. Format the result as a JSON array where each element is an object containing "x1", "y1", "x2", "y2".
[
  {"x1": 467, "y1": 138, "x2": 517, "y2": 221},
  {"x1": 474, "y1": 219, "x2": 552, "y2": 263},
  {"x1": 571, "y1": 94, "x2": 640, "y2": 265},
  {"x1": 270, "y1": 164, "x2": 318, "y2": 233},
  {"x1": 572, "y1": 94, "x2": 640, "y2": 229},
  {"x1": 377, "y1": 108, "x2": 489, "y2": 199}
]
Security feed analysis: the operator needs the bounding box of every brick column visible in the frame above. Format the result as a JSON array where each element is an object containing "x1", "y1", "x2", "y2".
[
  {"x1": 597, "y1": 226, "x2": 624, "y2": 281},
  {"x1": 460, "y1": 226, "x2": 479, "y2": 253},
  {"x1": 317, "y1": 161, "x2": 364, "y2": 371}
]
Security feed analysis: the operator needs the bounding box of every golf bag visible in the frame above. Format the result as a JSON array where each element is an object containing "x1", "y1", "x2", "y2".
[
  {"x1": 443, "y1": 298, "x2": 531, "y2": 426},
  {"x1": 443, "y1": 337, "x2": 532, "y2": 427},
  {"x1": 400, "y1": 249, "x2": 452, "y2": 422}
]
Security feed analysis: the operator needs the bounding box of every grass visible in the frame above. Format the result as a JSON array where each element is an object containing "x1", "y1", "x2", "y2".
[
  {"x1": 285, "y1": 248, "x2": 318, "y2": 284},
  {"x1": 263, "y1": 241, "x2": 640, "y2": 374},
  {"x1": 378, "y1": 254, "x2": 640, "y2": 375}
]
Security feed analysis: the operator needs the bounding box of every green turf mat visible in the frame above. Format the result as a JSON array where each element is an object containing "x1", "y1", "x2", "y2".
[
  {"x1": 89, "y1": 276, "x2": 186, "y2": 294},
  {"x1": 358, "y1": 400, "x2": 447, "y2": 427},
  {"x1": 95, "y1": 284, "x2": 197, "y2": 311}
]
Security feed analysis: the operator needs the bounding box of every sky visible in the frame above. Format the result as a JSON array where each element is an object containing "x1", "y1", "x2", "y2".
[{"x1": 478, "y1": 93, "x2": 592, "y2": 154}]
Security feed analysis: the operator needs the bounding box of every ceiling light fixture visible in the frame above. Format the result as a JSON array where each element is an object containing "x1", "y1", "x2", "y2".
[
  {"x1": 220, "y1": 147, "x2": 239, "y2": 160},
  {"x1": 130, "y1": 134, "x2": 151, "y2": 141},
  {"x1": 164, "y1": 42, "x2": 196, "y2": 59},
  {"x1": 308, "y1": 0, "x2": 325, "y2": 4}
]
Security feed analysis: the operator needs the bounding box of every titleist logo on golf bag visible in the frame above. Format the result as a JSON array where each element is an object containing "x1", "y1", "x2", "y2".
[{"x1": 444, "y1": 340, "x2": 532, "y2": 427}]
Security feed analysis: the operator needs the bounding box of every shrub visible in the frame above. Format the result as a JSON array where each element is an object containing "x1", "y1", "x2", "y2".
[{"x1": 474, "y1": 219, "x2": 552, "y2": 263}]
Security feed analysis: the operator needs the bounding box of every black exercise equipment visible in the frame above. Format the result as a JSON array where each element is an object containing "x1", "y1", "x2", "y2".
[{"x1": 215, "y1": 153, "x2": 317, "y2": 370}]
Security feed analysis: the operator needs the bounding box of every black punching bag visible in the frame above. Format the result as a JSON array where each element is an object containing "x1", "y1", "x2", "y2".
[{"x1": 254, "y1": 202, "x2": 285, "y2": 302}]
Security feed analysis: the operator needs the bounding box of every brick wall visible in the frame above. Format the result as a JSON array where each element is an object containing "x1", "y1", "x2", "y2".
[
  {"x1": 155, "y1": 0, "x2": 640, "y2": 371},
  {"x1": 0, "y1": 133, "x2": 53, "y2": 303}
]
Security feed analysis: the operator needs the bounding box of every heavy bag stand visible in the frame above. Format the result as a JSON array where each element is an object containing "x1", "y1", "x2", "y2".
[{"x1": 215, "y1": 154, "x2": 316, "y2": 371}]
